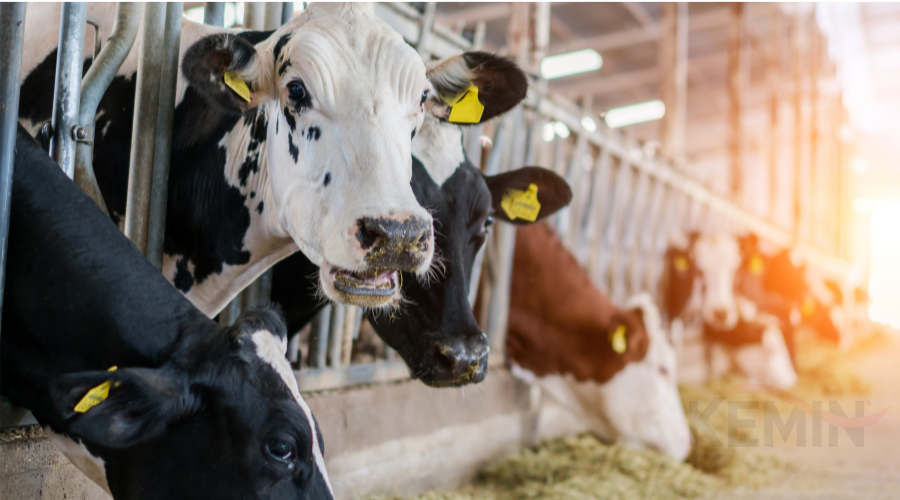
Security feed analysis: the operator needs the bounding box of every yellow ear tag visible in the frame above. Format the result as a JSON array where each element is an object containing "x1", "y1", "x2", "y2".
[
  {"x1": 610, "y1": 325, "x2": 627, "y2": 354},
  {"x1": 224, "y1": 71, "x2": 251, "y2": 102},
  {"x1": 674, "y1": 256, "x2": 689, "y2": 272},
  {"x1": 749, "y1": 255, "x2": 764, "y2": 275},
  {"x1": 74, "y1": 366, "x2": 118, "y2": 414},
  {"x1": 801, "y1": 298, "x2": 816, "y2": 317},
  {"x1": 447, "y1": 85, "x2": 484, "y2": 124},
  {"x1": 500, "y1": 183, "x2": 541, "y2": 222}
]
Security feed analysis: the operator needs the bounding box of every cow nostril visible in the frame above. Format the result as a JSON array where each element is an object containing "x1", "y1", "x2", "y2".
[
  {"x1": 433, "y1": 345, "x2": 458, "y2": 373},
  {"x1": 713, "y1": 309, "x2": 728, "y2": 322},
  {"x1": 356, "y1": 223, "x2": 381, "y2": 250}
]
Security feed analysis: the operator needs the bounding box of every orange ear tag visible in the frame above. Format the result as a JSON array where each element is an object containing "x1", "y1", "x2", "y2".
[
  {"x1": 801, "y1": 298, "x2": 816, "y2": 317},
  {"x1": 500, "y1": 183, "x2": 541, "y2": 222},
  {"x1": 224, "y1": 71, "x2": 251, "y2": 102},
  {"x1": 73, "y1": 366, "x2": 118, "y2": 414},
  {"x1": 674, "y1": 256, "x2": 689, "y2": 272},
  {"x1": 610, "y1": 325, "x2": 627, "y2": 354}
]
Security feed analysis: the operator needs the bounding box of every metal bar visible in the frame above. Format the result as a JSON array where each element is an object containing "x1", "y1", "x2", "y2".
[
  {"x1": 85, "y1": 17, "x2": 102, "y2": 62},
  {"x1": 218, "y1": 296, "x2": 241, "y2": 326},
  {"x1": 76, "y1": 2, "x2": 141, "y2": 216},
  {"x1": 307, "y1": 305, "x2": 331, "y2": 368},
  {"x1": 340, "y1": 305, "x2": 357, "y2": 365},
  {"x1": 49, "y1": 2, "x2": 88, "y2": 179},
  {"x1": 264, "y1": 2, "x2": 282, "y2": 30},
  {"x1": 243, "y1": 2, "x2": 266, "y2": 30},
  {"x1": 124, "y1": 3, "x2": 166, "y2": 255},
  {"x1": 146, "y1": 3, "x2": 183, "y2": 270},
  {"x1": 282, "y1": 2, "x2": 295, "y2": 24},
  {"x1": 295, "y1": 361, "x2": 409, "y2": 393},
  {"x1": 328, "y1": 304, "x2": 345, "y2": 367},
  {"x1": 416, "y1": 3, "x2": 437, "y2": 58},
  {"x1": 0, "y1": 3, "x2": 26, "y2": 409},
  {"x1": 204, "y1": 2, "x2": 225, "y2": 27}
]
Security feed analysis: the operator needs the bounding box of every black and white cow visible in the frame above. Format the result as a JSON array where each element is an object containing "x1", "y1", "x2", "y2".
[
  {"x1": 271, "y1": 114, "x2": 573, "y2": 387},
  {"x1": 1, "y1": 125, "x2": 333, "y2": 499},
  {"x1": 19, "y1": 3, "x2": 527, "y2": 315}
]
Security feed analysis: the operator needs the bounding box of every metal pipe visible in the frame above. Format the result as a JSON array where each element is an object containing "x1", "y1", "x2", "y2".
[
  {"x1": 85, "y1": 17, "x2": 102, "y2": 61},
  {"x1": 243, "y1": 2, "x2": 266, "y2": 30},
  {"x1": 308, "y1": 305, "x2": 331, "y2": 368},
  {"x1": 0, "y1": 3, "x2": 26, "y2": 384},
  {"x1": 204, "y1": 2, "x2": 224, "y2": 27},
  {"x1": 76, "y1": 2, "x2": 141, "y2": 215},
  {"x1": 281, "y1": 2, "x2": 294, "y2": 24},
  {"x1": 50, "y1": 2, "x2": 88, "y2": 179},
  {"x1": 328, "y1": 304, "x2": 345, "y2": 367},
  {"x1": 264, "y1": 2, "x2": 282, "y2": 30},
  {"x1": 416, "y1": 3, "x2": 437, "y2": 57},
  {"x1": 147, "y1": 3, "x2": 183, "y2": 270},
  {"x1": 124, "y1": 3, "x2": 166, "y2": 255}
]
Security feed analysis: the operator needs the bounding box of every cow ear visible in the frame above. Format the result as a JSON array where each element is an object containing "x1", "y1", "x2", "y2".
[
  {"x1": 483, "y1": 167, "x2": 572, "y2": 225},
  {"x1": 181, "y1": 31, "x2": 276, "y2": 113},
  {"x1": 426, "y1": 52, "x2": 528, "y2": 125},
  {"x1": 51, "y1": 368, "x2": 192, "y2": 448}
]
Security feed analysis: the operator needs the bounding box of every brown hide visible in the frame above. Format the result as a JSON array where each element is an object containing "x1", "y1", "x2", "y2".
[
  {"x1": 703, "y1": 319, "x2": 766, "y2": 346},
  {"x1": 506, "y1": 222, "x2": 649, "y2": 384}
]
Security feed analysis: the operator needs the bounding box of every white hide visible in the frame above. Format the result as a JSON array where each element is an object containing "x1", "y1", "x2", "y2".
[
  {"x1": 410, "y1": 117, "x2": 466, "y2": 186},
  {"x1": 514, "y1": 293, "x2": 691, "y2": 461},
  {"x1": 22, "y1": 4, "x2": 436, "y2": 316},
  {"x1": 252, "y1": 331, "x2": 334, "y2": 497},
  {"x1": 692, "y1": 233, "x2": 742, "y2": 331},
  {"x1": 731, "y1": 326, "x2": 798, "y2": 389},
  {"x1": 44, "y1": 427, "x2": 112, "y2": 495}
]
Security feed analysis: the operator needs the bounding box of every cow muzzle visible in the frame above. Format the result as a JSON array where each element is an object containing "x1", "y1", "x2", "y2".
[{"x1": 418, "y1": 333, "x2": 490, "y2": 388}]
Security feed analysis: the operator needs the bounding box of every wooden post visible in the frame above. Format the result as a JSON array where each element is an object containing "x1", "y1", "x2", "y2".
[
  {"x1": 659, "y1": 2, "x2": 688, "y2": 164},
  {"x1": 727, "y1": 2, "x2": 744, "y2": 202},
  {"x1": 809, "y1": 21, "x2": 821, "y2": 249}
]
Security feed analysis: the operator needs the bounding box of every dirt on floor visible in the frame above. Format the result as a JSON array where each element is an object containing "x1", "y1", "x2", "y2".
[{"x1": 371, "y1": 327, "x2": 900, "y2": 500}]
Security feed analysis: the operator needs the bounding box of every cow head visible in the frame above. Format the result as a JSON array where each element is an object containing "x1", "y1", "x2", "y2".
[
  {"x1": 182, "y1": 4, "x2": 436, "y2": 309},
  {"x1": 686, "y1": 233, "x2": 742, "y2": 330},
  {"x1": 50, "y1": 308, "x2": 333, "y2": 500},
  {"x1": 369, "y1": 122, "x2": 569, "y2": 387},
  {"x1": 596, "y1": 293, "x2": 691, "y2": 460}
]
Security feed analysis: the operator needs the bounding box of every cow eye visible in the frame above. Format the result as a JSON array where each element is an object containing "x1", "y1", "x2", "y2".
[
  {"x1": 265, "y1": 439, "x2": 295, "y2": 464},
  {"x1": 484, "y1": 215, "x2": 494, "y2": 230},
  {"x1": 287, "y1": 81, "x2": 306, "y2": 101},
  {"x1": 420, "y1": 90, "x2": 428, "y2": 106}
]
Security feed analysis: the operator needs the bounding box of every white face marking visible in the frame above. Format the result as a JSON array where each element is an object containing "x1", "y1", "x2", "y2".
[
  {"x1": 44, "y1": 427, "x2": 112, "y2": 495},
  {"x1": 410, "y1": 117, "x2": 466, "y2": 186},
  {"x1": 693, "y1": 234, "x2": 741, "y2": 330},
  {"x1": 252, "y1": 330, "x2": 333, "y2": 496}
]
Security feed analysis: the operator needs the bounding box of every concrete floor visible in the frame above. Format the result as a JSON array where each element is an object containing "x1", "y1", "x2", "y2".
[{"x1": 718, "y1": 332, "x2": 900, "y2": 500}]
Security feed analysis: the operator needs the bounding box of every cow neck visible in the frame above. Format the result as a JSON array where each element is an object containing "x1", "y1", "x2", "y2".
[
  {"x1": 507, "y1": 222, "x2": 648, "y2": 383},
  {"x1": 163, "y1": 93, "x2": 296, "y2": 318},
  {"x1": 2, "y1": 128, "x2": 214, "y2": 424}
]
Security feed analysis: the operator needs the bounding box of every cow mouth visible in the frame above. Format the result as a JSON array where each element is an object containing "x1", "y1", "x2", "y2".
[{"x1": 331, "y1": 267, "x2": 397, "y2": 298}]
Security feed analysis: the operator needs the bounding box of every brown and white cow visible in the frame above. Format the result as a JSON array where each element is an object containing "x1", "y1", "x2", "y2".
[
  {"x1": 19, "y1": 4, "x2": 526, "y2": 316},
  {"x1": 507, "y1": 222, "x2": 690, "y2": 460}
]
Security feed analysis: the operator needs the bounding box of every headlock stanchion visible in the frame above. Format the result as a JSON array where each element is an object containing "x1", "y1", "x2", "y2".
[
  {"x1": 0, "y1": 3, "x2": 27, "y2": 419},
  {"x1": 75, "y1": 2, "x2": 142, "y2": 215},
  {"x1": 147, "y1": 3, "x2": 184, "y2": 271},
  {"x1": 49, "y1": 2, "x2": 87, "y2": 179}
]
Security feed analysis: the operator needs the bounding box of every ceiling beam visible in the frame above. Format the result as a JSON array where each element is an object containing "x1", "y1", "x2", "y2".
[
  {"x1": 547, "y1": 8, "x2": 731, "y2": 55},
  {"x1": 553, "y1": 52, "x2": 729, "y2": 97},
  {"x1": 436, "y1": 3, "x2": 574, "y2": 26},
  {"x1": 622, "y1": 2, "x2": 654, "y2": 27}
]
